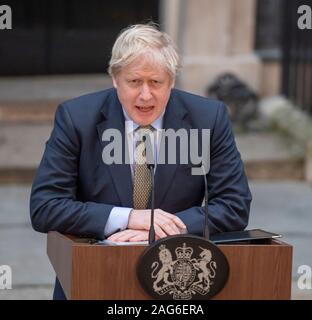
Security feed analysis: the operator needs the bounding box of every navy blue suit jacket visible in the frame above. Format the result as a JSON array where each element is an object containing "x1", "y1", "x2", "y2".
[
  {"x1": 30, "y1": 87, "x2": 251, "y2": 237},
  {"x1": 30, "y1": 88, "x2": 251, "y2": 298}
]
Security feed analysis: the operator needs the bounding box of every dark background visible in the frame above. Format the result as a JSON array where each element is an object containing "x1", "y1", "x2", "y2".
[{"x1": 0, "y1": 0, "x2": 159, "y2": 75}]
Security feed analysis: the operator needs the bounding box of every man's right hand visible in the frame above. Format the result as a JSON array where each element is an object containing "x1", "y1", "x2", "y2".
[{"x1": 127, "y1": 209, "x2": 187, "y2": 238}]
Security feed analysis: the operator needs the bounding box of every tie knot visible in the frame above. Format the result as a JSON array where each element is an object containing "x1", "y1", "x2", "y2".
[{"x1": 136, "y1": 125, "x2": 154, "y2": 141}]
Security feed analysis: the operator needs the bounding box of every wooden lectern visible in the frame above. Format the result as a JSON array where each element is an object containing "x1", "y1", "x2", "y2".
[{"x1": 47, "y1": 231, "x2": 292, "y2": 300}]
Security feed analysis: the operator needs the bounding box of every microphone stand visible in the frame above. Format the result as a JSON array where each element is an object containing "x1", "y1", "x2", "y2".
[
  {"x1": 147, "y1": 164, "x2": 155, "y2": 244},
  {"x1": 202, "y1": 165, "x2": 210, "y2": 240},
  {"x1": 143, "y1": 135, "x2": 156, "y2": 244}
]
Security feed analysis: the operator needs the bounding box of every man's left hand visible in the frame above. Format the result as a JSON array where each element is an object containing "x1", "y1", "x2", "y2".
[{"x1": 107, "y1": 229, "x2": 151, "y2": 242}]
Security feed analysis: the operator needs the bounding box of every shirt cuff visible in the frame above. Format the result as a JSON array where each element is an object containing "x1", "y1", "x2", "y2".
[{"x1": 104, "y1": 207, "x2": 132, "y2": 237}]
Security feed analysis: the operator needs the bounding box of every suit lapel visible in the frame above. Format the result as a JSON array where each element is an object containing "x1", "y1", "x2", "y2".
[
  {"x1": 96, "y1": 90, "x2": 133, "y2": 207},
  {"x1": 154, "y1": 91, "x2": 191, "y2": 208}
]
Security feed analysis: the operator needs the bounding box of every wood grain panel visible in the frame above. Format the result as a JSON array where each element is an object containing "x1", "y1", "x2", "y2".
[{"x1": 48, "y1": 233, "x2": 292, "y2": 300}]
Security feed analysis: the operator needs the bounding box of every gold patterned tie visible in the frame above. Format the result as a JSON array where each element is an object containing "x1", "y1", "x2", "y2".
[{"x1": 133, "y1": 126, "x2": 154, "y2": 209}]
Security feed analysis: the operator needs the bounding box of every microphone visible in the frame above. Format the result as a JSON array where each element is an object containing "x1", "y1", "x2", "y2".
[{"x1": 143, "y1": 134, "x2": 156, "y2": 244}]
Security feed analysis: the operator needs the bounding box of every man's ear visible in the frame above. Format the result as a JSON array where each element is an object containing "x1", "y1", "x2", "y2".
[
  {"x1": 170, "y1": 78, "x2": 175, "y2": 89},
  {"x1": 112, "y1": 77, "x2": 118, "y2": 88}
]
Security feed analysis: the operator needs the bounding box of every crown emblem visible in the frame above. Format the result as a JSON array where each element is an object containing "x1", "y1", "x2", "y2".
[{"x1": 175, "y1": 243, "x2": 193, "y2": 259}]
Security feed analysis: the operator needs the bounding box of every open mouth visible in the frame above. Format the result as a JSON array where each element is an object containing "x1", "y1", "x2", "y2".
[{"x1": 135, "y1": 106, "x2": 154, "y2": 113}]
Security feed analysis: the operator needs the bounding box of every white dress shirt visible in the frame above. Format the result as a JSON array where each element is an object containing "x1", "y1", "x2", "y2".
[{"x1": 103, "y1": 108, "x2": 164, "y2": 237}]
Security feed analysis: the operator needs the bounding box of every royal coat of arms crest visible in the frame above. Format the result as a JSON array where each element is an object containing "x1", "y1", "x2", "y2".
[{"x1": 137, "y1": 235, "x2": 229, "y2": 300}]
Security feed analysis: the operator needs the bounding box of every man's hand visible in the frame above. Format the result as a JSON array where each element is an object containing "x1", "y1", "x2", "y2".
[
  {"x1": 107, "y1": 229, "x2": 150, "y2": 242},
  {"x1": 127, "y1": 209, "x2": 187, "y2": 238}
]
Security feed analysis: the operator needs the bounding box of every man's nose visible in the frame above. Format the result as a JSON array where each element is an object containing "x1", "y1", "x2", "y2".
[{"x1": 139, "y1": 83, "x2": 152, "y2": 101}]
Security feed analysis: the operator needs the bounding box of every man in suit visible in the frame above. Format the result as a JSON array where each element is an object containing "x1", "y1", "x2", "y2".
[{"x1": 30, "y1": 24, "x2": 252, "y2": 299}]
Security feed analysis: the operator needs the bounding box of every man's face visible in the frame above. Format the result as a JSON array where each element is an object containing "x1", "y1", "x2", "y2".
[{"x1": 112, "y1": 57, "x2": 174, "y2": 126}]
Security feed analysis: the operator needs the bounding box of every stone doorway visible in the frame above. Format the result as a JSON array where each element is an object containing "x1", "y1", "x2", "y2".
[{"x1": 0, "y1": 0, "x2": 159, "y2": 75}]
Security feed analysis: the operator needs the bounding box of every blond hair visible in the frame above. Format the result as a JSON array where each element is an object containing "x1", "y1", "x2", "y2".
[{"x1": 108, "y1": 23, "x2": 181, "y2": 79}]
